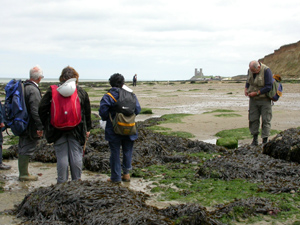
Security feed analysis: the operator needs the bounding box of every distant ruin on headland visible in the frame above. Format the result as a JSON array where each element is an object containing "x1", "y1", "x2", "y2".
[{"x1": 190, "y1": 68, "x2": 204, "y2": 80}]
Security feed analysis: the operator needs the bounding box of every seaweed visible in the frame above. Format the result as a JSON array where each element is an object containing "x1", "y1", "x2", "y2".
[
  {"x1": 15, "y1": 180, "x2": 222, "y2": 225},
  {"x1": 197, "y1": 143, "x2": 300, "y2": 193}
]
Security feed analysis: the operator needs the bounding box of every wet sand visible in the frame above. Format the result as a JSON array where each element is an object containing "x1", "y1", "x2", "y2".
[{"x1": 1, "y1": 81, "x2": 300, "y2": 224}]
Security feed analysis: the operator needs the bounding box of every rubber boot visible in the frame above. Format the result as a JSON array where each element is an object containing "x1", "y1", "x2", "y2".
[
  {"x1": 263, "y1": 137, "x2": 268, "y2": 144},
  {"x1": 18, "y1": 155, "x2": 38, "y2": 181},
  {"x1": 251, "y1": 135, "x2": 258, "y2": 146}
]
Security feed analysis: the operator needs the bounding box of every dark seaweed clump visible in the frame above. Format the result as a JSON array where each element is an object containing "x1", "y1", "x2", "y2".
[
  {"x1": 197, "y1": 133, "x2": 300, "y2": 193},
  {"x1": 9, "y1": 117, "x2": 224, "y2": 172},
  {"x1": 15, "y1": 180, "x2": 223, "y2": 225},
  {"x1": 263, "y1": 128, "x2": 300, "y2": 163}
]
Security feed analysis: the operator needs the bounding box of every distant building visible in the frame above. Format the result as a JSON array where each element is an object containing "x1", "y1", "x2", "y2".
[{"x1": 190, "y1": 68, "x2": 204, "y2": 80}]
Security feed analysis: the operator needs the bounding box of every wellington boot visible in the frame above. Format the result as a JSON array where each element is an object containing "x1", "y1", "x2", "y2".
[
  {"x1": 263, "y1": 137, "x2": 268, "y2": 144},
  {"x1": 251, "y1": 135, "x2": 258, "y2": 146},
  {"x1": 18, "y1": 155, "x2": 38, "y2": 181}
]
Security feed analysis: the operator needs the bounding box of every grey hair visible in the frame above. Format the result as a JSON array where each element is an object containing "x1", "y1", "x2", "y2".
[
  {"x1": 29, "y1": 65, "x2": 44, "y2": 80},
  {"x1": 249, "y1": 60, "x2": 260, "y2": 69}
]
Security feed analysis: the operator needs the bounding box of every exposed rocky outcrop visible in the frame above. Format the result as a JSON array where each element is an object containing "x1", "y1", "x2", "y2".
[{"x1": 259, "y1": 40, "x2": 300, "y2": 79}]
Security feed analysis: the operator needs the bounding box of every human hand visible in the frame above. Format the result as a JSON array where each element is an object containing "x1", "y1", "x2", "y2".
[
  {"x1": 0, "y1": 123, "x2": 4, "y2": 128},
  {"x1": 37, "y1": 130, "x2": 43, "y2": 137}
]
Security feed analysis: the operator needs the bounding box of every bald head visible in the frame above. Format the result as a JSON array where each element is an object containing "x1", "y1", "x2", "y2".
[{"x1": 249, "y1": 60, "x2": 261, "y2": 73}]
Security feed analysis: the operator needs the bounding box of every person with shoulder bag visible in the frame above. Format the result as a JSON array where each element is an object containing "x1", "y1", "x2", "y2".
[{"x1": 99, "y1": 73, "x2": 141, "y2": 183}]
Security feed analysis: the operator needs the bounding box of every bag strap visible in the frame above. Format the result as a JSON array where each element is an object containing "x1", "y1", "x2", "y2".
[
  {"x1": 107, "y1": 92, "x2": 117, "y2": 123},
  {"x1": 107, "y1": 92, "x2": 117, "y2": 102}
]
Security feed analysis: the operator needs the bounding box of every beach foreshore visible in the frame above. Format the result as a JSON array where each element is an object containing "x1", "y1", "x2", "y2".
[{"x1": 109, "y1": 81, "x2": 300, "y2": 145}]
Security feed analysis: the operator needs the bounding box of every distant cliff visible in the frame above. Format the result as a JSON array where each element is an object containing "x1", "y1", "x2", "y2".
[{"x1": 259, "y1": 40, "x2": 300, "y2": 79}]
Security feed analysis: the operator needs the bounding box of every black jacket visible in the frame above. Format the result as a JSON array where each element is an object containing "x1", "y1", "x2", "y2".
[{"x1": 38, "y1": 85, "x2": 92, "y2": 145}]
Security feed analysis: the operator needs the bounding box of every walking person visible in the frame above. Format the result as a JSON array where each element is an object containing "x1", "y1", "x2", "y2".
[
  {"x1": 99, "y1": 73, "x2": 141, "y2": 183},
  {"x1": 0, "y1": 101, "x2": 11, "y2": 170},
  {"x1": 39, "y1": 66, "x2": 91, "y2": 183},
  {"x1": 18, "y1": 65, "x2": 44, "y2": 181},
  {"x1": 245, "y1": 60, "x2": 273, "y2": 146}
]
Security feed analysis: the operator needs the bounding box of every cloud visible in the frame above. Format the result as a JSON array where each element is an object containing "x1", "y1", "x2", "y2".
[{"x1": 0, "y1": 0, "x2": 300, "y2": 80}]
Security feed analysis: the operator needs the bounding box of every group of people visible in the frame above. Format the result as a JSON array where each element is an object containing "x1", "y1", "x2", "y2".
[{"x1": 0, "y1": 59, "x2": 273, "y2": 183}]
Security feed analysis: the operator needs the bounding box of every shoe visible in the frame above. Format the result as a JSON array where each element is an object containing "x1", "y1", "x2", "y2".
[
  {"x1": 122, "y1": 174, "x2": 130, "y2": 182},
  {"x1": 263, "y1": 137, "x2": 268, "y2": 144},
  {"x1": 107, "y1": 178, "x2": 121, "y2": 184},
  {"x1": 0, "y1": 163, "x2": 12, "y2": 170},
  {"x1": 251, "y1": 135, "x2": 258, "y2": 146}
]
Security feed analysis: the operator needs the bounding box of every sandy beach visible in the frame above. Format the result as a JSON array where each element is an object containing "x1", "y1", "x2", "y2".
[{"x1": 118, "y1": 81, "x2": 300, "y2": 145}]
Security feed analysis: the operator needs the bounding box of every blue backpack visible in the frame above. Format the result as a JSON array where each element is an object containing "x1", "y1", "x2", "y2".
[{"x1": 3, "y1": 79, "x2": 29, "y2": 136}]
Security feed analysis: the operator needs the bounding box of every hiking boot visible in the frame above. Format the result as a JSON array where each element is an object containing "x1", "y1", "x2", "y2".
[
  {"x1": 107, "y1": 178, "x2": 121, "y2": 184},
  {"x1": 251, "y1": 135, "x2": 258, "y2": 146},
  {"x1": 0, "y1": 163, "x2": 12, "y2": 170},
  {"x1": 122, "y1": 174, "x2": 131, "y2": 182},
  {"x1": 263, "y1": 137, "x2": 268, "y2": 144},
  {"x1": 18, "y1": 155, "x2": 38, "y2": 181}
]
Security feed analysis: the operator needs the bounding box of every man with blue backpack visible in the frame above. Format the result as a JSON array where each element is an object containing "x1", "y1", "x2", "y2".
[{"x1": 18, "y1": 65, "x2": 44, "y2": 181}]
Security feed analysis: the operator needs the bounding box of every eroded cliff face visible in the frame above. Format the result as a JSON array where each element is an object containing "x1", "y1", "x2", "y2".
[{"x1": 259, "y1": 40, "x2": 300, "y2": 79}]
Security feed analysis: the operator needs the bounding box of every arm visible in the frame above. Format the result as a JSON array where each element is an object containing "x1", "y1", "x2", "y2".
[
  {"x1": 99, "y1": 94, "x2": 112, "y2": 121},
  {"x1": 27, "y1": 86, "x2": 44, "y2": 131},
  {"x1": 83, "y1": 91, "x2": 92, "y2": 132},
  {"x1": 134, "y1": 96, "x2": 141, "y2": 115},
  {"x1": 38, "y1": 87, "x2": 52, "y2": 127}
]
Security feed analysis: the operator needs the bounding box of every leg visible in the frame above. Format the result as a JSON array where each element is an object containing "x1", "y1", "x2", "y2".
[
  {"x1": 261, "y1": 100, "x2": 272, "y2": 140},
  {"x1": 68, "y1": 134, "x2": 83, "y2": 181},
  {"x1": 109, "y1": 141, "x2": 122, "y2": 182},
  {"x1": 18, "y1": 135, "x2": 38, "y2": 180},
  {"x1": 0, "y1": 133, "x2": 11, "y2": 170},
  {"x1": 121, "y1": 139, "x2": 134, "y2": 175},
  {"x1": 249, "y1": 98, "x2": 261, "y2": 137},
  {"x1": 248, "y1": 99, "x2": 260, "y2": 146},
  {"x1": 54, "y1": 134, "x2": 70, "y2": 183}
]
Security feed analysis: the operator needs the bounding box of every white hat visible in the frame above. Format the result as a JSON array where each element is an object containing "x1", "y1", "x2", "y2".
[{"x1": 57, "y1": 78, "x2": 77, "y2": 97}]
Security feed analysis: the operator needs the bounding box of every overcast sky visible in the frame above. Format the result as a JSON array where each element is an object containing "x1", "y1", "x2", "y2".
[{"x1": 1, "y1": 0, "x2": 299, "y2": 81}]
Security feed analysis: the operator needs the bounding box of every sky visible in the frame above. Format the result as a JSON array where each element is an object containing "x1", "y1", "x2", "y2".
[{"x1": 0, "y1": 0, "x2": 300, "y2": 81}]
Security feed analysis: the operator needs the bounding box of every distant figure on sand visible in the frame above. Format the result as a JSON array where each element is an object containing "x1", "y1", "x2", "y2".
[
  {"x1": 133, "y1": 74, "x2": 137, "y2": 86},
  {"x1": 245, "y1": 60, "x2": 273, "y2": 146}
]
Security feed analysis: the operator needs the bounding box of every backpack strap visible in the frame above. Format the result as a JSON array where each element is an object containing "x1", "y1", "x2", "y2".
[
  {"x1": 106, "y1": 92, "x2": 117, "y2": 123},
  {"x1": 106, "y1": 92, "x2": 117, "y2": 102}
]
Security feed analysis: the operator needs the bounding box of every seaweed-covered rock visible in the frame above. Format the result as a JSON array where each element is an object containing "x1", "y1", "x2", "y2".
[
  {"x1": 15, "y1": 180, "x2": 221, "y2": 225},
  {"x1": 212, "y1": 197, "x2": 280, "y2": 220},
  {"x1": 197, "y1": 145, "x2": 300, "y2": 193},
  {"x1": 263, "y1": 128, "x2": 300, "y2": 163}
]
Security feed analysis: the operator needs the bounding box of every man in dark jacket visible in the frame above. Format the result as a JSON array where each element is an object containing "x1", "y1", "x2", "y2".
[
  {"x1": 39, "y1": 66, "x2": 91, "y2": 183},
  {"x1": 99, "y1": 73, "x2": 141, "y2": 183},
  {"x1": 18, "y1": 65, "x2": 44, "y2": 181}
]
